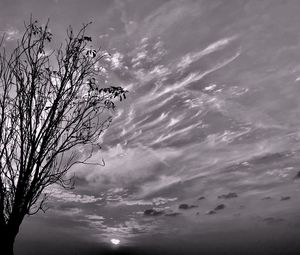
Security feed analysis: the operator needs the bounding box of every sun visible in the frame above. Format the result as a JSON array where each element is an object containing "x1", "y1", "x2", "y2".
[{"x1": 110, "y1": 238, "x2": 120, "y2": 245}]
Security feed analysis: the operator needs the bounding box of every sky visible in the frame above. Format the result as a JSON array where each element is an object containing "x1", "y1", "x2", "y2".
[{"x1": 2, "y1": 0, "x2": 300, "y2": 254}]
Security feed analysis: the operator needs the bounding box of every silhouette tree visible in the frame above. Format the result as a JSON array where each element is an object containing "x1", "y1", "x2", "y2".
[{"x1": 0, "y1": 18, "x2": 127, "y2": 255}]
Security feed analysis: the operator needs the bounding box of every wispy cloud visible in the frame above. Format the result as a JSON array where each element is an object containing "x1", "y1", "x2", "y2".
[
  {"x1": 45, "y1": 185, "x2": 102, "y2": 204},
  {"x1": 0, "y1": 28, "x2": 20, "y2": 41},
  {"x1": 177, "y1": 36, "x2": 238, "y2": 72},
  {"x1": 72, "y1": 145, "x2": 181, "y2": 195}
]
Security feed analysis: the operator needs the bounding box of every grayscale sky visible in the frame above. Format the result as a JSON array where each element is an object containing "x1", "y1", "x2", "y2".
[{"x1": 2, "y1": 0, "x2": 300, "y2": 254}]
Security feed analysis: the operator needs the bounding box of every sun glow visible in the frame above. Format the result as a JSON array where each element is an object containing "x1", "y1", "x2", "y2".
[{"x1": 110, "y1": 239, "x2": 120, "y2": 245}]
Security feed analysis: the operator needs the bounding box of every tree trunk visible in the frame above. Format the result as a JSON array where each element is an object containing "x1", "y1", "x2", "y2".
[
  {"x1": 2, "y1": 237, "x2": 15, "y2": 255},
  {"x1": 0, "y1": 226, "x2": 18, "y2": 255}
]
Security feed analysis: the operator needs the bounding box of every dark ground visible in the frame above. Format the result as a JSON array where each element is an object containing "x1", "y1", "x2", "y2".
[{"x1": 16, "y1": 226, "x2": 300, "y2": 255}]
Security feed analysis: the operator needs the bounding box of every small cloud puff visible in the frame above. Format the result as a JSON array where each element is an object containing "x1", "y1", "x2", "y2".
[{"x1": 110, "y1": 52, "x2": 124, "y2": 69}]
